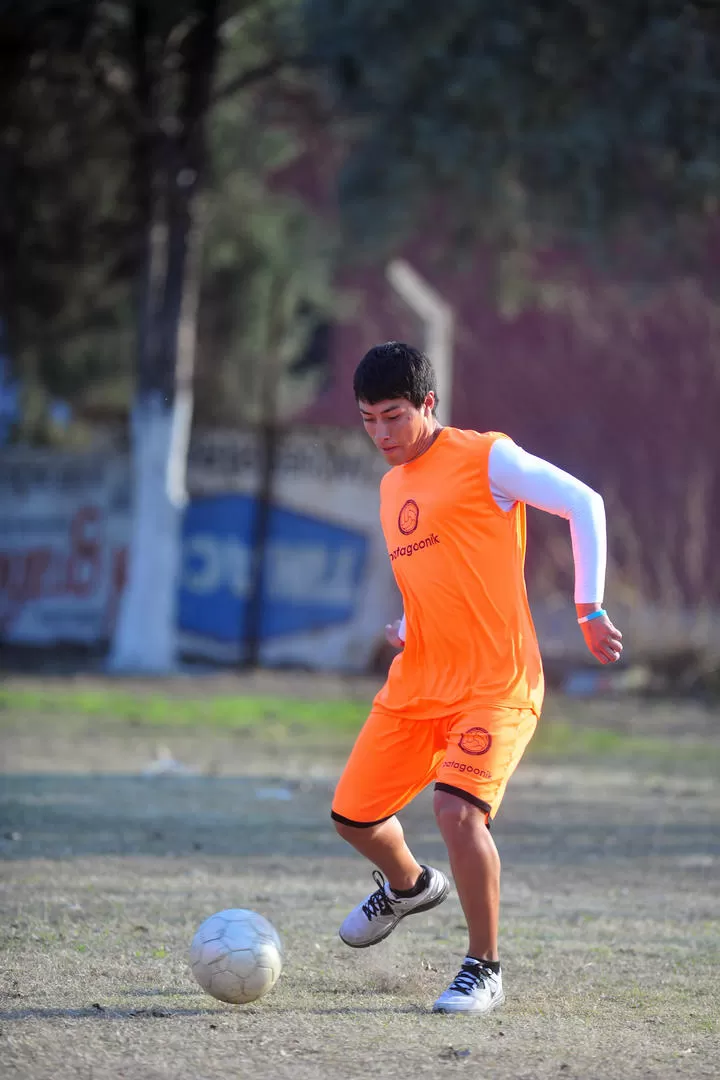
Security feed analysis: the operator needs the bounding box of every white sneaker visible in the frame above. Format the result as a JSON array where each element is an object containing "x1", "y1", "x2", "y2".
[
  {"x1": 339, "y1": 866, "x2": 450, "y2": 948},
  {"x1": 432, "y1": 958, "x2": 505, "y2": 1014}
]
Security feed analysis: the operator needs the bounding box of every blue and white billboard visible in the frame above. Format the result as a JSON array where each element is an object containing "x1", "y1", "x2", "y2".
[
  {"x1": 0, "y1": 429, "x2": 399, "y2": 671},
  {"x1": 177, "y1": 494, "x2": 369, "y2": 644},
  {"x1": 0, "y1": 350, "x2": 18, "y2": 447},
  {"x1": 174, "y1": 429, "x2": 397, "y2": 669}
]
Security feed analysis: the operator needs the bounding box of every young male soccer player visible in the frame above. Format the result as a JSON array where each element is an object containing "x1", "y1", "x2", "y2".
[{"x1": 331, "y1": 342, "x2": 623, "y2": 1015}]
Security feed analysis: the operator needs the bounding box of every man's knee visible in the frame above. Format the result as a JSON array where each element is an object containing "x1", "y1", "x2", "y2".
[
  {"x1": 331, "y1": 811, "x2": 391, "y2": 840},
  {"x1": 333, "y1": 818, "x2": 357, "y2": 841},
  {"x1": 433, "y1": 788, "x2": 490, "y2": 830}
]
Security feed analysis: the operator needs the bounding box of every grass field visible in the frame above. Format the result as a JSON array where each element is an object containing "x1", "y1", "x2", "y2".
[{"x1": 1, "y1": 674, "x2": 719, "y2": 1079}]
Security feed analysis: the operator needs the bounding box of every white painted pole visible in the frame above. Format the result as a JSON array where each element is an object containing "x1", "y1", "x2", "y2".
[{"x1": 385, "y1": 259, "x2": 455, "y2": 425}]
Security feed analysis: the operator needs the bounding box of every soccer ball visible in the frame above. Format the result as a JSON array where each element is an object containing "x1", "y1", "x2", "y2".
[{"x1": 189, "y1": 909, "x2": 283, "y2": 1004}]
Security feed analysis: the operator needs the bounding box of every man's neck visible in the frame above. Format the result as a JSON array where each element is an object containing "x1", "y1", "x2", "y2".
[{"x1": 407, "y1": 422, "x2": 444, "y2": 463}]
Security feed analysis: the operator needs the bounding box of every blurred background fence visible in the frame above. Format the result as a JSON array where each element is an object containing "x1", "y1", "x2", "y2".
[{"x1": 1, "y1": 2, "x2": 719, "y2": 691}]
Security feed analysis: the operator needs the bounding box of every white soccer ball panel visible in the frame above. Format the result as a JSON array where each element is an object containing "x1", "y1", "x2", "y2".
[
  {"x1": 189, "y1": 929, "x2": 224, "y2": 968},
  {"x1": 198, "y1": 938, "x2": 230, "y2": 967},
  {"x1": 243, "y1": 964, "x2": 279, "y2": 999},
  {"x1": 252, "y1": 941, "x2": 282, "y2": 975},
  {"x1": 191, "y1": 914, "x2": 228, "y2": 946},
  {"x1": 213, "y1": 908, "x2": 257, "y2": 924},
  {"x1": 191, "y1": 966, "x2": 212, "y2": 993},
  {"x1": 210, "y1": 969, "x2": 251, "y2": 1004},
  {"x1": 188, "y1": 937, "x2": 213, "y2": 969},
  {"x1": 222, "y1": 910, "x2": 282, "y2": 949},
  {"x1": 224, "y1": 948, "x2": 259, "y2": 979},
  {"x1": 189, "y1": 908, "x2": 282, "y2": 1005}
]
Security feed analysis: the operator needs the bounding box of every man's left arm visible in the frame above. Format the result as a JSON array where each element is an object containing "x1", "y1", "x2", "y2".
[{"x1": 489, "y1": 438, "x2": 623, "y2": 665}]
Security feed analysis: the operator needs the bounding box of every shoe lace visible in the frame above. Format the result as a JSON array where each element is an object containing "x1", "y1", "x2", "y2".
[
  {"x1": 448, "y1": 962, "x2": 493, "y2": 997},
  {"x1": 361, "y1": 870, "x2": 398, "y2": 921}
]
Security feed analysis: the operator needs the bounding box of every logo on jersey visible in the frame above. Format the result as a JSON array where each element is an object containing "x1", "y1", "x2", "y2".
[
  {"x1": 459, "y1": 727, "x2": 492, "y2": 756},
  {"x1": 398, "y1": 499, "x2": 419, "y2": 535},
  {"x1": 389, "y1": 533, "x2": 439, "y2": 561}
]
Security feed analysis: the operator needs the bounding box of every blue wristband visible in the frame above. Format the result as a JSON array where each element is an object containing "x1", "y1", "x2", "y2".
[{"x1": 577, "y1": 609, "x2": 606, "y2": 625}]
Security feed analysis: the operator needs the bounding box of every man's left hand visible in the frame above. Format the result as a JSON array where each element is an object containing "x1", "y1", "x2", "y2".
[{"x1": 580, "y1": 612, "x2": 623, "y2": 665}]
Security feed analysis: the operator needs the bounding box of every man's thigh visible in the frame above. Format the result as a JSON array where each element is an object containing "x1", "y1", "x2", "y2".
[
  {"x1": 331, "y1": 708, "x2": 446, "y2": 827},
  {"x1": 435, "y1": 706, "x2": 538, "y2": 820}
]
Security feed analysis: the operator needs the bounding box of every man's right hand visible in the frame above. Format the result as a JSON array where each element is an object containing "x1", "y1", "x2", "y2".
[{"x1": 385, "y1": 619, "x2": 405, "y2": 650}]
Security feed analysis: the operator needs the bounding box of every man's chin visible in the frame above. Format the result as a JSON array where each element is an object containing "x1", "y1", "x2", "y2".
[{"x1": 380, "y1": 447, "x2": 407, "y2": 465}]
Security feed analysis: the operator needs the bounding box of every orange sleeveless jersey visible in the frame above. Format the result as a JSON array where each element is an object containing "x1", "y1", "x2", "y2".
[{"x1": 374, "y1": 427, "x2": 544, "y2": 720}]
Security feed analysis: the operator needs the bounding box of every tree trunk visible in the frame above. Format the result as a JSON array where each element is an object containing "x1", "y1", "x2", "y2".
[
  {"x1": 109, "y1": 0, "x2": 219, "y2": 672},
  {"x1": 242, "y1": 273, "x2": 284, "y2": 667},
  {"x1": 243, "y1": 419, "x2": 279, "y2": 667}
]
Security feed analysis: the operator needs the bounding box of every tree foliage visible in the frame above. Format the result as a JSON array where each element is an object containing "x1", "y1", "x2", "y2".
[
  {"x1": 0, "y1": 0, "x2": 334, "y2": 441},
  {"x1": 302, "y1": 1, "x2": 720, "y2": 261},
  {"x1": 0, "y1": 4, "x2": 135, "y2": 437}
]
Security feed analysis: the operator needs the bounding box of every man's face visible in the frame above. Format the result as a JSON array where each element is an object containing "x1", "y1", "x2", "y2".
[{"x1": 358, "y1": 393, "x2": 435, "y2": 466}]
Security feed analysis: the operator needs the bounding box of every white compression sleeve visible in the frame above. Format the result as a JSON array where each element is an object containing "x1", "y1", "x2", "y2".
[{"x1": 488, "y1": 438, "x2": 606, "y2": 603}]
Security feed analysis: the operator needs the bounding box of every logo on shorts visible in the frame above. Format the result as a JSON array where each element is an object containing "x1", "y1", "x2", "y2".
[
  {"x1": 398, "y1": 499, "x2": 419, "y2": 535},
  {"x1": 441, "y1": 760, "x2": 491, "y2": 780},
  {"x1": 459, "y1": 727, "x2": 492, "y2": 756}
]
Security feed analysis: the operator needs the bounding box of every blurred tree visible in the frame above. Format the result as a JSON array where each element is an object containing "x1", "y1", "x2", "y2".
[
  {"x1": 0, "y1": 5, "x2": 135, "y2": 441},
  {"x1": 0, "y1": 0, "x2": 334, "y2": 670},
  {"x1": 105, "y1": 0, "x2": 223, "y2": 672},
  {"x1": 0, "y1": 3, "x2": 332, "y2": 439},
  {"x1": 107, "y1": 0, "x2": 333, "y2": 672},
  {"x1": 196, "y1": 39, "x2": 337, "y2": 428},
  {"x1": 302, "y1": 1, "x2": 720, "y2": 265}
]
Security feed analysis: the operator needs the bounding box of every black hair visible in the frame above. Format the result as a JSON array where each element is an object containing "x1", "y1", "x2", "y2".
[{"x1": 353, "y1": 342, "x2": 437, "y2": 411}]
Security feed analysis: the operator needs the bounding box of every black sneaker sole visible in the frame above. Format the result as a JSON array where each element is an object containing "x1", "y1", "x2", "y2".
[{"x1": 339, "y1": 873, "x2": 451, "y2": 949}]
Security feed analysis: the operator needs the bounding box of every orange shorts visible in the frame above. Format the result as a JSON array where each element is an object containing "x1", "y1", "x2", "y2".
[{"x1": 331, "y1": 705, "x2": 537, "y2": 827}]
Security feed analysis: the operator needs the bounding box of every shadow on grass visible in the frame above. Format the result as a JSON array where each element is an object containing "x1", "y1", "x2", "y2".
[
  {"x1": 121, "y1": 988, "x2": 197, "y2": 997},
  {"x1": 0, "y1": 1005, "x2": 227, "y2": 1021},
  {"x1": 1, "y1": 771, "x2": 719, "y2": 865},
  {"x1": 267, "y1": 1004, "x2": 427, "y2": 1015},
  {"x1": 0, "y1": 1002, "x2": 426, "y2": 1021},
  {"x1": 0, "y1": 773, "x2": 339, "y2": 861}
]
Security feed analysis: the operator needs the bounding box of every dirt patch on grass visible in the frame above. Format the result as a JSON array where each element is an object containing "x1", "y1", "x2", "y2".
[{"x1": 1, "y1": 699, "x2": 719, "y2": 1079}]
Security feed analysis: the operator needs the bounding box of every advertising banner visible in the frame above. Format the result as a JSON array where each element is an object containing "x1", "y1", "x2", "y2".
[
  {"x1": 0, "y1": 450, "x2": 129, "y2": 644},
  {"x1": 0, "y1": 429, "x2": 399, "y2": 671},
  {"x1": 179, "y1": 429, "x2": 398, "y2": 669}
]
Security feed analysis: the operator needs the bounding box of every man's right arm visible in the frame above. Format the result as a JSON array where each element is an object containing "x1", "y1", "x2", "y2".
[{"x1": 488, "y1": 438, "x2": 623, "y2": 665}]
